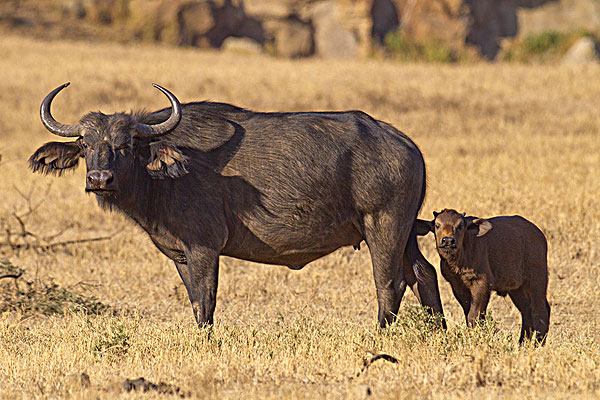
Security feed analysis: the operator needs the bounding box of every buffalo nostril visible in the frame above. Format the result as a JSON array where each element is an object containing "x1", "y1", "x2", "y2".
[
  {"x1": 101, "y1": 171, "x2": 114, "y2": 186},
  {"x1": 87, "y1": 171, "x2": 101, "y2": 185}
]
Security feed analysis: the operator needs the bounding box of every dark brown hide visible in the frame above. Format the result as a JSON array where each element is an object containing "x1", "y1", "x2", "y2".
[
  {"x1": 30, "y1": 84, "x2": 446, "y2": 329},
  {"x1": 417, "y1": 209, "x2": 550, "y2": 343}
]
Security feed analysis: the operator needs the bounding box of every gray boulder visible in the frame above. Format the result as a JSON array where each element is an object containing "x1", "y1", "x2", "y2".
[
  {"x1": 562, "y1": 36, "x2": 600, "y2": 64},
  {"x1": 311, "y1": 1, "x2": 359, "y2": 58},
  {"x1": 222, "y1": 37, "x2": 263, "y2": 54},
  {"x1": 264, "y1": 17, "x2": 314, "y2": 58}
]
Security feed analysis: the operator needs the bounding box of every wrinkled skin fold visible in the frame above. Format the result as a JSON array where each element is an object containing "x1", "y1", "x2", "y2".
[{"x1": 30, "y1": 83, "x2": 445, "y2": 329}]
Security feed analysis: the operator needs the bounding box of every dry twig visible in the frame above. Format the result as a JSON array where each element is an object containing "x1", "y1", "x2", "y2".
[{"x1": 0, "y1": 184, "x2": 119, "y2": 252}]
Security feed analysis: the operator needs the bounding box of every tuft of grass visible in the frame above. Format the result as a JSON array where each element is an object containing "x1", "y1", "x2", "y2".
[
  {"x1": 383, "y1": 31, "x2": 467, "y2": 63},
  {"x1": 89, "y1": 319, "x2": 131, "y2": 360},
  {"x1": 500, "y1": 30, "x2": 599, "y2": 62},
  {"x1": 0, "y1": 258, "x2": 24, "y2": 278},
  {"x1": 0, "y1": 260, "x2": 111, "y2": 317},
  {"x1": 386, "y1": 305, "x2": 446, "y2": 341}
]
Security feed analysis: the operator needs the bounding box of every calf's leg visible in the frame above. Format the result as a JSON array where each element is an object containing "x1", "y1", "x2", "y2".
[
  {"x1": 528, "y1": 283, "x2": 550, "y2": 344},
  {"x1": 467, "y1": 279, "x2": 490, "y2": 327},
  {"x1": 447, "y1": 278, "x2": 472, "y2": 323},
  {"x1": 508, "y1": 286, "x2": 534, "y2": 343}
]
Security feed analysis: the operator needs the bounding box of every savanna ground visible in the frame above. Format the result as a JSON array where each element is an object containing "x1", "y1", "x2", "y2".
[{"x1": 0, "y1": 35, "x2": 598, "y2": 399}]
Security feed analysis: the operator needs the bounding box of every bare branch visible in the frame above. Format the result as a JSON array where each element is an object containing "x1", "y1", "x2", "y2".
[
  {"x1": 13, "y1": 183, "x2": 52, "y2": 219},
  {"x1": 68, "y1": 281, "x2": 104, "y2": 291},
  {"x1": 0, "y1": 271, "x2": 23, "y2": 280},
  {"x1": 41, "y1": 234, "x2": 116, "y2": 250},
  {"x1": 0, "y1": 232, "x2": 119, "y2": 251},
  {"x1": 4, "y1": 227, "x2": 15, "y2": 250},
  {"x1": 0, "y1": 260, "x2": 24, "y2": 281},
  {"x1": 42, "y1": 223, "x2": 75, "y2": 242},
  {"x1": 0, "y1": 183, "x2": 120, "y2": 252},
  {"x1": 12, "y1": 212, "x2": 38, "y2": 239},
  {"x1": 1, "y1": 184, "x2": 120, "y2": 253},
  {"x1": 355, "y1": 353, "x2": 399, "y2": 378}
]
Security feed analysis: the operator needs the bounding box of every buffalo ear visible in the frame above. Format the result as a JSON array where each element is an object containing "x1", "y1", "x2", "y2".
[
  {"x1": 468, "y1": 218, "x2": 493, "y2": 237},
  {"x1": 433, "y1": 211, "x2": 439, "y2": 218},
  {"x1": 29, "y1": 141, "x2": 81, "y2": 176},
  {"x1": 415, "y1": 219, "x2": 434, "y2": 236},
  {"x1": 146, "y1": 142, "x2": 189, "y2": 179}
]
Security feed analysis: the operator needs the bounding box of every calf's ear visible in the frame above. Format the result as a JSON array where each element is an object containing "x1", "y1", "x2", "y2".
[
  {"x1": 146, "y1": 142, "x2": 189, "y2": 179},
  {"x1": 415, "y1": 219, "x2": 434, "y2": 236},
  {"x1": 29, "y1": 141, "x2": 81, "y2": 176},
  {"x1": 468, "y1": 218, "x2": 493, "y2": 237}
]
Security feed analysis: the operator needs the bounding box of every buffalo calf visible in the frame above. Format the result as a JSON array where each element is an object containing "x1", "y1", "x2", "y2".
[{"x1": 417, "y1": 209, "x2": 549, "y2": 343}]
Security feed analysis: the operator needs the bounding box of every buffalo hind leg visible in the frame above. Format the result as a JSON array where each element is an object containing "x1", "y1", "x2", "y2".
[
  {"x1": 404, "y1": 231, "x2": 445, "y2": 328},
  {"x1": 403, "y1": 251, "x2": 446, "y2": 328},
  {"x1": 508, "y1": 286, "x2": 533, "y2": 343},
  {"x1": 184, "y1": 244, "x2": 220, "y2": 327},
  {"x1": 364, "y1": 212, "x2": 410, "y2": 328}
]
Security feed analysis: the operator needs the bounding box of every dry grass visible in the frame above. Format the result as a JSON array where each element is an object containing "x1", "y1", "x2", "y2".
[{"x1": 0, "y1": 35, "x2": 599, "y2": 399}]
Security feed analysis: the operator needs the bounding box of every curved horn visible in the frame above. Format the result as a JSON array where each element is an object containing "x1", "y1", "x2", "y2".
[
  {"x1": 134, "y1": 84, "x2": 182, "y2": 138},
  {"x1": 40, "y1": 82, "x2": 80, "y2": 137}
]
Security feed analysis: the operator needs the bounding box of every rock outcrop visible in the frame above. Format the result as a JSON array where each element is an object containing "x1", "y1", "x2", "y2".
[
  {"x1": 518, "y1": 0, "x2": 600, "y2": 37},
  {"x1": 0, "y1": 0, "x2": 592, "y2": 60},
  {"x1": 561, "y1": 36, "x2": 600, "y2": 64}
]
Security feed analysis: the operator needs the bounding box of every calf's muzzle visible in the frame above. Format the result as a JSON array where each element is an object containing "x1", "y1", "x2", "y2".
[{"x1": 439, "y1": 236, "x2": 456, "y2": 249}]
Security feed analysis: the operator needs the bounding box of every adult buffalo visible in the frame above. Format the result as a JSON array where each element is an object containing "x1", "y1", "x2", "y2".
[{"x1": 30, "y1": 83, "x2": 444, "y2": 328}]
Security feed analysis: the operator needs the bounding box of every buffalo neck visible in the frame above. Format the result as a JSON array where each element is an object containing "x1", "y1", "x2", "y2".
[{"x1": 96, "y1": 158, "x2": 176, "y2": 232}]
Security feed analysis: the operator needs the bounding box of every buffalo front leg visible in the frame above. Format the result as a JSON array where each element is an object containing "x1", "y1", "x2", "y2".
[
  {"x1": 184, "y1": 245, "x2": 220, "y2": 327},
  {"x1": 174, "y1": 261, "x2": 192, "y2": 297}
]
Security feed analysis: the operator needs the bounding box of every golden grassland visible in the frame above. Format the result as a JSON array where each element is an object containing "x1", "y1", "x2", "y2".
[{"x1": 0, "y1": 35, "x2": 599, "y2": 399}]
